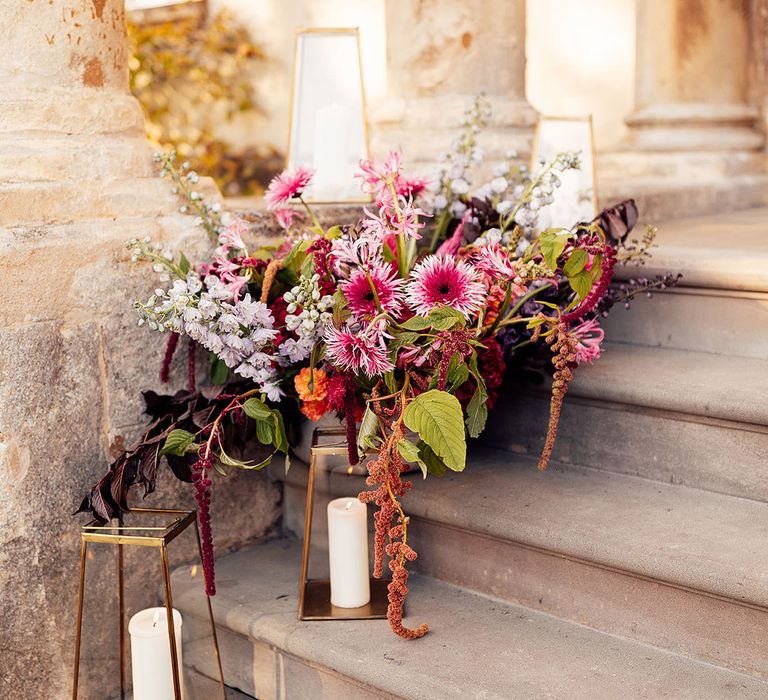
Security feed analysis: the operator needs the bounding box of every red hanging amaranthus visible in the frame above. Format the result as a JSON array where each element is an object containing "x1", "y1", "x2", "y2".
[
  {"x1": 160, "y1": 332, "x2": 180, "y2": 383},
  {"x1": 359, "y1": 380, "x2": 428, "y2": 640}
]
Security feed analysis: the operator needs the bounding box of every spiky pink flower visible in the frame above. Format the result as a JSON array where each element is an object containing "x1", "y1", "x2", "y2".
[
  {"x1": 324, "y1": 323, "x2": 394, "y2": 377},
  {"x1": 405, "y1": 255, "x2": 485, "y2": 319},
  {"x1": 265, "y1": 166, "x2": 314, "y2": 209},
  {"x1": 273, "y1": 207, "x2": 303, "y2": 230},
  {"x1": 473, "y1": 243, "x2": 516, "y2": 278},
  {"x1": 331, "y1": 233, "x2": 382, "y2": 268},
  {"x1": 342, "y1": 264, "x2": 404, "y2": 320},
  {"x1": 358, "y1": 151, "x2": 402, "y2": 198},
  {"x1": 391, "y1": 198, "x2": 427, "y2": 240},
  {"x1": 571, "y1": 317, "x2": 604, "y2": 365},
  {"x1": 218, "y1": 219, "x2": 248, "y2": 255}
]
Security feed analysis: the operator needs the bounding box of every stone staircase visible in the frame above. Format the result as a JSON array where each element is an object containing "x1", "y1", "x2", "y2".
[{"x1": 171, "y1": 208, "x2": 768, "y2": 698}]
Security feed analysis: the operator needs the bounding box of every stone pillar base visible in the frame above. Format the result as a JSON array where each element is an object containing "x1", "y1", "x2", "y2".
[{"x1": 625, "y1": 103, "x2": 764, "y2": 151}]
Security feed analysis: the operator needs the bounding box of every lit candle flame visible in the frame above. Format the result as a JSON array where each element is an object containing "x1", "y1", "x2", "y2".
[
  {"x1": 190, "y1": 564, "x2": 198, "y2": 578},
  {"x1": 347, "y1": 466, "x2": 354, "y2": 475}
]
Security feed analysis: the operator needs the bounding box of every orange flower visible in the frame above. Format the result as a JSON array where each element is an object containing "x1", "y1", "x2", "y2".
[
  {"x1": 294, "y1": 367, "x2": 328, "y2": 402},
  {"x1": 483, "y1": 284, "x2": 507, "y2": 328},
  {"x1": 300, "y1": 398, "x2": 330, "y2": 421}
]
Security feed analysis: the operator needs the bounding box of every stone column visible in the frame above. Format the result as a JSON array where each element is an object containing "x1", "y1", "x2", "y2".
[
  {"x1": 0, "y1": 3, "x2": 279, "y2": 698},
  {"x1": 626, "y1": 0, "x2": 762, "y2": 151},
  {"x1": 373, "y1": 0, "x2": 537, "y2": 169},
  {"x1": 0, "y1": 0, "x2": 179, "y2": 223}
]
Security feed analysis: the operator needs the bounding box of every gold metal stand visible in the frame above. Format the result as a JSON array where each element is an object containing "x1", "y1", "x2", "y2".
[
  {"x1": 298, "y1": 428, "x2": 389, "y2": 621},
  {"x1": 71, "y1": 507, "x2": 225, "y2": 700}
]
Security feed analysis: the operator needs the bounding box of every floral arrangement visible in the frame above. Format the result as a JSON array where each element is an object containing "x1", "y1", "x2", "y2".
[{"x1": 80, "y1": 100, "x2": 678, "y2": 639}]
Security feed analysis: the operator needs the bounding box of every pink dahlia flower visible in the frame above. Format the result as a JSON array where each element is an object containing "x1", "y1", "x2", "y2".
[
  {"x1": 265, "y1": 166, "x2": 313, "y2": 209},
  {"x1": 342, "y1": 264, "x2": 404, "y2": 320},
  {"x1": 323, "y1": 323, "x2": 395, "y2": 377},
  {"x1": 571, "y1": 317, "x2": 605, "y2": 365},
  {"x1": 405, "y1": 255, "x2": 485, "y2": 319}
]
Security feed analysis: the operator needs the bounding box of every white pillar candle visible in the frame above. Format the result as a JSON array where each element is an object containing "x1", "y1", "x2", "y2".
[
  {"x1": 327, "y1": 497, "x2": 370, "y2": 608},
  {"x1": 312, "y1": 103, "x2": 352, "y2": 200},
  {"x1": 128, "y1": 607, "x2": 184, "y2": 700}
]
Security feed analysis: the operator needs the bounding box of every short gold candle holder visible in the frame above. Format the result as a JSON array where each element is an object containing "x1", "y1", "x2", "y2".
[
  {"x1": 298, "y1": 427, "x2": 389, "y2": 621},
  {"x1": 71, "y1": 507, "x2": 225, "y2": 700}
]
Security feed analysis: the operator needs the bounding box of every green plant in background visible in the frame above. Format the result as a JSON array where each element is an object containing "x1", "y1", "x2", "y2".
[{"x1": 128, "y1": 8, "x2": 282, "y2": 196}]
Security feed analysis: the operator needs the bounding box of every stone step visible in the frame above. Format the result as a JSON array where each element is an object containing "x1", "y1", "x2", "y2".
[
  {"x1": 281, "y1": 450, "x2": 768, "y2": 678},
  {"x1": 598, "y1": 174, "x2": 768, "y2": 224},
  {"x1": 485, "y1": 343, "x2": 768, "y2": 501},
  {"x1": 614, "y1": 207, "x2": 768, "y2": 293},
  {"x1": 571, "y1": 343, "x2": 768, "y2": 426},
  {"x1": 172, "y1": 539, "x2": 768, "y2": 699},
  {"x1": 601, "y1": 286, "x2": 768, "y2": 358}
]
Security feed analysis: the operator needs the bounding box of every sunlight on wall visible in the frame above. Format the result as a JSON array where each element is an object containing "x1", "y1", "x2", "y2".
[
  {"x1": 211, "y1": 0, "x2": 386, "y2": 154},
  {"x1": 526, "y1": 0, "x2": 636, "y2": 151}
]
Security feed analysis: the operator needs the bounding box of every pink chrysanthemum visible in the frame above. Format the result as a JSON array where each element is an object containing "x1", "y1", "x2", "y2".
[
  {"x1": 265, "y1": 166, "x2": 313, "y2": 209},
  {"x1": 342, "y1": 264, "x2": 404, "y2": 320},
  {"x1": 405, "y1": 255, "x2": 485, "y2": 319},
  {"x1": 571, "y1": 317, "x2": 604, "y2": 365},
  {"x1": 323, "y1": 323, "x2": 395, "y2": 377}
]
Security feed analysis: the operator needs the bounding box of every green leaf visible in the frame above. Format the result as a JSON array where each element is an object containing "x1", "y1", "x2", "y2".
[
  {"x1": 326, "y1": 226, "x2": 343, "y2": 239},
  {"x1": 427, "y1": 305, "x2": 466, "y2": 331},
  {"x1": 563, "y1": 249, "x2": 588, "y2": 277},
  {"x1": 539, "y1": 229, "x2": 571, "y2": 271},
  {"x1": 160, "y1": 429, "x2": 196, "y2": 457},
  {"x1": 210, "y1": 355, "x2": 228, "y2": 385},
  {"x1": 282, "y1": 239, "x2": 310, "y2": 269},
  {"x1": 220, "y1": 450, "x2": 274, "y2": 471},
  {"x1": 383, "y1": 371, "x2": 399, "y2": 394},
  {"x1": 417, "y1": 440, "x2": 448, "y2": 477},
  {"x1": 357, "y1": 404, "x2": 379, "y2": 458},
  {"x1": 590, "y1": 254, "x2": 604, "y2": 282},
  {"x1": 242, "y1": 397, "x2": 271, "y2": 421},
  {"x1": 381, "y1": 242, "x2": 396, "y2": 263},
  {"x1": 568, "y1": 269, "x2": 593, "y2": 300},
  {"x1": 403, "y1": 390, "x2": 466, "y2": 472},
  {"x1": 447, "y1": 356, "x2": 470, "y2": 391},
  {"x1": 178, "y1": 252, "x2": 191, "y2": 275},
  {"x1": 255, "y1": 417, "x2": 274, "y2": 445},
  {"x1": 400, "y1": 315, "x2": 433, "y2": 331},
  {"x1": 465, "y1": 386, "x2": 488, "y2": 438},
  {"x1": 272, "y1": 410, "x2": 288, "y2": 454},
  {"x1": 397, "y1": 439, "x2": 429, "y2": 479}
]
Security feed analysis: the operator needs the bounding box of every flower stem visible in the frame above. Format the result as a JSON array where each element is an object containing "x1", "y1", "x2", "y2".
[{"x1": 299, "y1": 196, "x2": 322, "y2": 230}]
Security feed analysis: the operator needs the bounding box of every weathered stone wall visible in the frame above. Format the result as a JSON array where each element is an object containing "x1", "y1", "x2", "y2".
[{"x1": 0, "y1": 2, "x2": 281, "y2": 698}]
